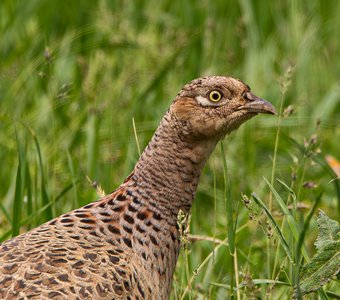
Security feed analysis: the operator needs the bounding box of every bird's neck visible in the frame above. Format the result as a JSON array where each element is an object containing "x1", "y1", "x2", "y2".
[{"x1": 128, "y1": 111, "x2": 218, "y2": 218}]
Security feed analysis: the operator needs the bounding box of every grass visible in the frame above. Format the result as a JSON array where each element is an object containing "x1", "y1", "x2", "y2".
[{"x1": 0, "y1": 0, "x2": 339, "y2": 299}]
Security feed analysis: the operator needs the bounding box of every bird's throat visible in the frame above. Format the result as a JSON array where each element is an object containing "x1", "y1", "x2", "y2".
[{"x1": 128, "y1": 112, "x2": 218, "y2": 217}]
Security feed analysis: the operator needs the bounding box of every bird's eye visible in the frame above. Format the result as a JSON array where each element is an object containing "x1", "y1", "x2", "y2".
[{"x1": 209, "y1": 90, "x2": 222, "y2": 102}]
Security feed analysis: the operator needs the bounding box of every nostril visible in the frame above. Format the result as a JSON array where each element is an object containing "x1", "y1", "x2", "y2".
[{"x1": 244, "y1": 92, "x2": 256, "y2": 101}]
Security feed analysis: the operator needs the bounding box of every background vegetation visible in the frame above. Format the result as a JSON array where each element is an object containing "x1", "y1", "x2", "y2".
[{"x1": 0, "y1": 1, "x2": 339, "y2": 299}]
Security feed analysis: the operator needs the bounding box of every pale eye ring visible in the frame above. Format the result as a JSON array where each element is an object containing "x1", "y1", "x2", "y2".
[{"x1": 209, "y1": 90, "x2": 222, "y2": 102}]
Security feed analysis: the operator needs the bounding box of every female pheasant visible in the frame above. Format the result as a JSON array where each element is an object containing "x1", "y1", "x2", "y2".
[{"x1": 0, "y1": 76, "x2": 276, "y2": 299}]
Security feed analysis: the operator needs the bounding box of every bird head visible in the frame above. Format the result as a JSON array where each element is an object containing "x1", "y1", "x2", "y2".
[{"x1": 171, "y1": 76, "x2": 276, "y2": 141}]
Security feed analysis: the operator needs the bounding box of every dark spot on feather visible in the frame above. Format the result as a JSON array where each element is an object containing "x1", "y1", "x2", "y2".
[
  {"x1": 2, "y1": 263, "x2": 19, "y2": 275},
  {"x1": 170, "y1": 231, "x2": 177, "y2": 242},
  {"x1": 136, "y1": 224, "x2": 145, "y2": 233},
  {"x1": 84, "y1": 203, "x2": 94, "y2": 209},
  {"x1": 99, "y1": 202, "x2": 106, "y2": 208},
  {"x1": 47, "y1": 252, "x2": 64, "y2": 258},
  {"x1": 108, "y1": 224, "x2": 120, "y2": 234},
  {"x1": 79, "y1": 225, "x2": 93, "y2": 230},
  {"x1": 124, "y1": 280, "x2": 131, "y2": 291},
  {"x1": 96, "y1": 283, "x2": 108, "y2": 297},
  {"x1": 153, "y1": 225, "x2": 160, "y2": 232},
  {"x1": 99, "y1": 211, "x2": 111, "y2": 217},
  {"x1": 15, "y1": 279, "x2": 26, "y2": 289},
  {"x1": 24, "y1": 271, "x2": 40, "y2": 280},
  {"x1": 83, "y1": 253, "x2": 98, "y2": 261},
  {"x1": 37, "y1": 227, "x2": 50, "y2": 232},
  {"x1": 116, "y1": 194, "x2": 126, "y2": 201},
  {"x1": 72, "y1": 260, "x2": 85, "y2": 269},
  {"x1": 35, "y1": 240, "x2": 49, "y2": 245},
  {"x1": 123, "y1": 225, "x2": 132, "y2": 234},
  {"x1": 137, "y1": 211, "x2": 147, "y2": 220},
  {"x1": 113, "y1": 206, "x2": 125, "y2": 212},
  {"x1": 79, "y1": 244, "x2": 93, "y2": 250},
  {"x1": 79, "y1": 286, "x2": 89, "y2": 298},
  {"x1": 57, "y1": 274, "x2": 70, "y2": 282},
  {"x1": 74, "y1": 269, "x2": 87, "y2": 278},
  {"x1": 112, "y1": 283, "x2": 124, "y2": 295},
  {"x1": 0, "y1": 276, "x2": 13, "y2": 288},
  {"x1": 44, "y1": 277, "x2": 58, "y2": 286},
  {"x1": 124, "y1": 214, "x2": 134, "y2": 224},
  {"x1": 137, "y1": 282, "x2": 145, "y2": 298},
  {"x1": 48, "y1": 291, "x2": 62, "y2": 298},
  {"x1": 101, "y1": 218, "x2": 113, "y2": 223},
  {"x1": 60, "y1": 218, "x2": 73, "y2": 223},
  {"x1": 116, "y1": 267, "x2": 126, "y2": 277},
  {"x1": 75, "y1": 213, "x2": 90, "y2": 218},
  {"x1": 150, "y1": 235, "x2": 158, "y2": 245},
  {"x1": 107, "y1": 239, "x2": 116, "y2": 246},
  {"x1": 62, "y1": 223, "x2": 74, "y2": 227},
  {"x1": 109, "y1": 255, "x2": 119, "y2": 263},
  {"x1": 153, "y1": 212, "x2": 162, "y2": 220},
  {"x1": 133, "y1": 197, "x2": 141, "y2": 205},
  {"x1": 48, "y1": 258, "x2": 67, "y2": 266},
  {"x1": 123, "y1": 237, "x2": 132, "y2": 248},
  {"x1": 80, "y1": 218, "x2": 96, "y2": 224},
  {"x1": 128, "y1": 203, "x2": 138, "y2": 212},
  {"x1": 89, "y1": 231, "x2": 99, "y2": 237}
]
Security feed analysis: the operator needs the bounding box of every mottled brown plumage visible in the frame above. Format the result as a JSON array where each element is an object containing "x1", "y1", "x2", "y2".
[{"x1": 0, "y1": 76, "x2": 276, "y2": 299}]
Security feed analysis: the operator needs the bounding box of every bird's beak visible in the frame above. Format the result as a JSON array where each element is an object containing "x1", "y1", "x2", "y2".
[{"x1": 238, "y1": 92, "x2": 277, "y2": 115}]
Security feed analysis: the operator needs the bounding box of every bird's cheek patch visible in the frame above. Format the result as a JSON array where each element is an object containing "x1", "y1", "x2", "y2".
[
  {"x1": 172, "y1": 97, "x2": 197, "y2": 119},
  {"x1": 195, "y1": 96, "x2": 212, "y2": 107}
]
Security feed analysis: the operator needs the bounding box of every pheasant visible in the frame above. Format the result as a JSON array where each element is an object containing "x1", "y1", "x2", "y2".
[{"x1": 0, "y1": 76, "x2": 276, "y2": 299}]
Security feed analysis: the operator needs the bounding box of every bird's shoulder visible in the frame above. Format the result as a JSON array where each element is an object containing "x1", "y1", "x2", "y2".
[{"x1": 0, "y1": 185, "x2": 155, "y2": 299}]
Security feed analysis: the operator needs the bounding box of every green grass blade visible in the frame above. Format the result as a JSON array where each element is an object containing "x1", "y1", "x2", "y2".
[
  {"x1": 220, "y1": 142, "x2": 235, "y2": 298},
  {"x1": 25, "y1": 160, "x2": 33, "y2": 220},
  {"x1": 251, "y1": 192, "x2": 293, "y2": 263},
  {"x1": 220, "y1": 142, "x2": 235, "y2": 254},
  {"x1": 264, "y1": 177, "x2": 309, "y2": 261},
  {"x1": 294, "y1": 193, "x2": 322, "y2": 299},
  {"x1": 275, "y1": 178, "x2": 297, "y2": 208},
  {"x1": 67, "y1": 149, "x2": 79, "y2": 208},
  {"x1": 132, "y1": 117, "x2": 141, "y2": 157},
  {"x1": 12, "y1": 131, "x2": 25, "y2": 237},
  {"x1": 22, "y1": 125, "x2": 53, "y2": 222},
  {"x1": 30, "y1": 128, "x2": 53, "y2": 222}
]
